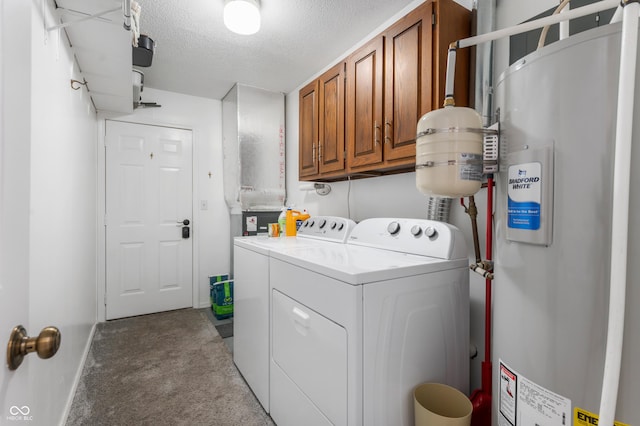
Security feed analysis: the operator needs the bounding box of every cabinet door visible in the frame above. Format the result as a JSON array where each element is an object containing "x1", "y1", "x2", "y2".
[
  {"x1": 318, "y1": 63, "x2": 346, "y2": 175},
  {"x1": 383, "y1": 2, "x2": 433, "y2": 164},
  {"x1": 432, "y1": 0, "x2": 471, "y2": 111},
  {"x1": 346, "y1": 36, "x2": 384, "y2": 170},
  {"x1": 299, "y1": 80, "x2": 320, "y2": 178}
]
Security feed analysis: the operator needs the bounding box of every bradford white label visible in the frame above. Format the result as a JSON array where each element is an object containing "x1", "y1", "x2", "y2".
[{"x1": 507, "y1": 162, "x2": 542, "y2": 230}]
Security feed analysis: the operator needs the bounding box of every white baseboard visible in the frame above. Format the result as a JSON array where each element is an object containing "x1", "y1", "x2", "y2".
[{"x1": 59, "y1": 322, "x2": 96, "y2": 426}]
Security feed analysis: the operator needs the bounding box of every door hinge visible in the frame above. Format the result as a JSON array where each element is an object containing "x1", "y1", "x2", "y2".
[{"x1": 104, "y1": 293, "x2": 107, "y2": 306}]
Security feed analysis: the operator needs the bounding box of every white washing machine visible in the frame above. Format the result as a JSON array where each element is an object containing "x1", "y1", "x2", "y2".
[
  {"x1": 233, "y1": 216, "x2": 356, "y2": 412},
  {"x1": 268, "y1": 218, "x2": 470, "y2": 426}
]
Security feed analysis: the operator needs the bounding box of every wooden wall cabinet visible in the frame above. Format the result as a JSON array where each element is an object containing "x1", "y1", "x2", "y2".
[
  {"x1": 299, "y1": 63, "x2": 346, "y2": 181},
  {"x1": 300, "y1": 0, "x2": 471, "y2": 182}
]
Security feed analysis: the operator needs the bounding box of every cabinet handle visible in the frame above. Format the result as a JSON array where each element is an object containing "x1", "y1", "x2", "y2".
[
  {"x1": 374, "y1": 121, "x2": 381, "y2": 146},
  {"x1": 318, "y1": 142, "x2": 322, "y2": 161},
  {"x1": 312, "y1": 142, "x2": 316, "y2": 162},
  {"x1": 384, "y1": 119, "x2": 392, "y2": 145}
]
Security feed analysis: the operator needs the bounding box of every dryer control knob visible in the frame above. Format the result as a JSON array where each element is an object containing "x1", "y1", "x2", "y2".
[
  {"x1": 318, "y1": 219, "x2": 327, "y2": 229},
  {"x1": 338, "y1": 223, "x2": 344, "y2": 231},
  {"x1": 330, "y1": 221, "x2": 337, "y2": 230},
  {"x1": 410, "y1": 225, "x2": 422, "y2": 237},
  {"x1": 425, "y1": 226, "x2": 437, "y2": 238},
  {"x1": 387, "y1": 221, "x2": 401, "y2": 235}
]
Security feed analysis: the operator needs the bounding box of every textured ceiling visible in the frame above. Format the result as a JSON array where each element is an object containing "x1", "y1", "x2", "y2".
[{"x1": 135, "y1": 0, "x2": 419, "y2": 100}]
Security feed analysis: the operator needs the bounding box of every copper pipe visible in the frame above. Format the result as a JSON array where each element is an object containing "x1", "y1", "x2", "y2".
[{"x1": 464, "y1": 195, "x2": 482, "y2": 264}]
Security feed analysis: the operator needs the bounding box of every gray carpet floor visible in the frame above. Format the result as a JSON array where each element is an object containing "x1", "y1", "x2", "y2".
[{"x1": 66, "y1": 308, "x2": 274, "y2": 426}]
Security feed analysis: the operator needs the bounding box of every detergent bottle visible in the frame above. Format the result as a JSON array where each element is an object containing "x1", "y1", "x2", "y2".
[
  {"x1": 296, "y1": 209, "x2": 311, "y2": 229},
  {"x1": 285, "y1": 209, "x2": 311, "y2": 236},
  {"x1": 285, "y1": 209, "x2": 297, "y2": 236},
  {"x1": 278, "y1": 208, "x2": 288, "y2": 237}
]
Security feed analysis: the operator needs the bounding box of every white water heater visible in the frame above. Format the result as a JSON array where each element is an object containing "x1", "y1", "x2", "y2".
[{"x1": 493, "y1": 22, "x2": 639, "y2": 426}]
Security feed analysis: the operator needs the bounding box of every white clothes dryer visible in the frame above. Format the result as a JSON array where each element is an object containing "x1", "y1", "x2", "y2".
[
  {"x1": 268, "y1": 218, "x2": 470, "y2": 426},
  {"x1": 232, "y1": 216, "x2": 356, "y2": 412}
]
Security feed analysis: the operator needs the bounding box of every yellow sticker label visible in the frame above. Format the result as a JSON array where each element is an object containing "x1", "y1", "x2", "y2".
[{"x1": 574, "y1": 407, "x2": 630, "y2": 426}]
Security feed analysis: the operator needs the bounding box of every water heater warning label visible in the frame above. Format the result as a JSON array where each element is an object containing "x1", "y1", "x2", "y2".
[
  {"x1": 498, "y1": 360, "x2": 571, "y2": 426},
  {"x1": 508, "y1": 162, "x2": 542, "y2": 230}
]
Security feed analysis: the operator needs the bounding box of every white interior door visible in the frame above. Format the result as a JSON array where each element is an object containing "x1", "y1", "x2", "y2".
[
  {"x1": 105, "y1": 120, "x2": 193, "y2": 320},
  {"x1": 1, "y1": 0, "x2": 31, "y2": 413}
]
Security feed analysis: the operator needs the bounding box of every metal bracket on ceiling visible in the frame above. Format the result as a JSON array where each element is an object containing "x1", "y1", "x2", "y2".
[
  {"x1": 45, "y1": 0, "x2": 131, "y2": 32},
  {"x1": 46, "y1": 6, "x2": 121, "y2": 32}
]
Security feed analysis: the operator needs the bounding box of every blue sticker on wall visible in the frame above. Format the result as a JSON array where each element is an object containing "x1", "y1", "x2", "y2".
[{"x1": 507, "y1": 162, "x2": 542, "y2": 231}]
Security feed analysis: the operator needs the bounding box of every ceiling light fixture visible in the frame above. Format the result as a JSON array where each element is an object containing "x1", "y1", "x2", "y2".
[{"x1": 224, "y1": 0, "x2": 261, "y2": 35}]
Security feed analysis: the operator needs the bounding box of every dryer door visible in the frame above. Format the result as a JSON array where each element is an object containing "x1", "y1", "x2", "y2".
[{"x1": 272, "y1": 289, "x2": 347, "y2": 426}]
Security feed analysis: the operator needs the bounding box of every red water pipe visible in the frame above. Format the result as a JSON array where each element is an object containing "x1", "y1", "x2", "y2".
[
  {"x1": 469, "y1": 176, "x2": 494, "y2": 426},
  {"x1": 483, "y1": 176, "x2": 494, "y2": 397}
]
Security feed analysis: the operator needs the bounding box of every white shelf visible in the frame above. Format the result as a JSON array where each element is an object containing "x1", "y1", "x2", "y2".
[{"x1": 56, "y1": 0, "x2": 133, "y2": 114}]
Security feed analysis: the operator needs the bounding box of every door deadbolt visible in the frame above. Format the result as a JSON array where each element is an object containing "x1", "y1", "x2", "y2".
[
  {"x1": 6, "y1": 325, "x2": 61, "y2": 371},
  {"x1": 176, "y1": 219, "x2": 190, "y2": 238}
]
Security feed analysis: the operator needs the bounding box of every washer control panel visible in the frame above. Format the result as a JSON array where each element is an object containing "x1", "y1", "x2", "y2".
[
  {"x1": 347, "y1": 218, "x2": 467, "y2": 260},
  {"x1": 297, "y1": 216, "x2": 357, "y2": 243}
]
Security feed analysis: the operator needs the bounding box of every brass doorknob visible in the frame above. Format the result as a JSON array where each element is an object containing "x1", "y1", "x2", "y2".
[{"x1": 6, "y1": 325, "x2": 61, "y2": 371}]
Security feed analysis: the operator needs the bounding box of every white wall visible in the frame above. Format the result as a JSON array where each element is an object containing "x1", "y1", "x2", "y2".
[
  {"x1": 283, "y1": 0, "x2": 557, "y2": 394},
  {"x1": 97, "y1": 87, "x2": 226, "y2": 319}
]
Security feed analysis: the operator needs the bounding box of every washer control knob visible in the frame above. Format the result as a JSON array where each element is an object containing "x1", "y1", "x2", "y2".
[
  {"x1": 330, "y1": 221, "x2": 337, "y2": 230},
  {"x1": 410, "y1": 225, "x2": 422, "y2": 237},
  {"x1": 318, "y1": 219, "x2": 327, "y2": 229},
  {"x1": 387, "y1": 221, "x2": 401, "y2": 235},
  {"x1": 308, "y1": 220, "x2": 315, "y2": 228},
  {"x1": 425, "y1": 226, "x2": 437, "y2": 238},
  {"x1": 338, "y1": 223, "x2": 345, "y2": 231}
]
